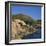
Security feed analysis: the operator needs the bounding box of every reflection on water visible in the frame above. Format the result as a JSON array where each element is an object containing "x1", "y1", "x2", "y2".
[{"x1": 22, "y1": 28, "x2": 41, "y2": 39}]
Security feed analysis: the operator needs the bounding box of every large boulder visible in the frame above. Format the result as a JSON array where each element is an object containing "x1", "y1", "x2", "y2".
[{"x1": 11, "y1": 19, "x2": 36, "y2": 40}]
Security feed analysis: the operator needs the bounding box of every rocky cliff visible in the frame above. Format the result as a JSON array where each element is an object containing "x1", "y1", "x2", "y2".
[{"x1": 11, "y1": 19, "x2": 37, "y2": 40}]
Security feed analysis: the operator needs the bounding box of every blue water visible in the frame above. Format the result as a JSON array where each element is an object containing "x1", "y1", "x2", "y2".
[{"x1": 23, "y1": 28, "x2": 41, "y2": 39}]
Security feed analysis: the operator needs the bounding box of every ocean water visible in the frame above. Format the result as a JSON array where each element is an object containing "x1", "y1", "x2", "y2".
[{"x1": 22, "y1": 28, "x2": 41, "y2": 39}]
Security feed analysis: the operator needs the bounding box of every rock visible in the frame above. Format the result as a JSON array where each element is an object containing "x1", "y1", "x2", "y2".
[{"x1": 11, "y1": 19, "x2": 37, "y2": 40}]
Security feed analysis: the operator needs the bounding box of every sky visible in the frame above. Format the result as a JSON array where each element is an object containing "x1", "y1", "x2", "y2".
[{"x1": 11, "y1": 5, "x2": 41, "y2": 20}]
